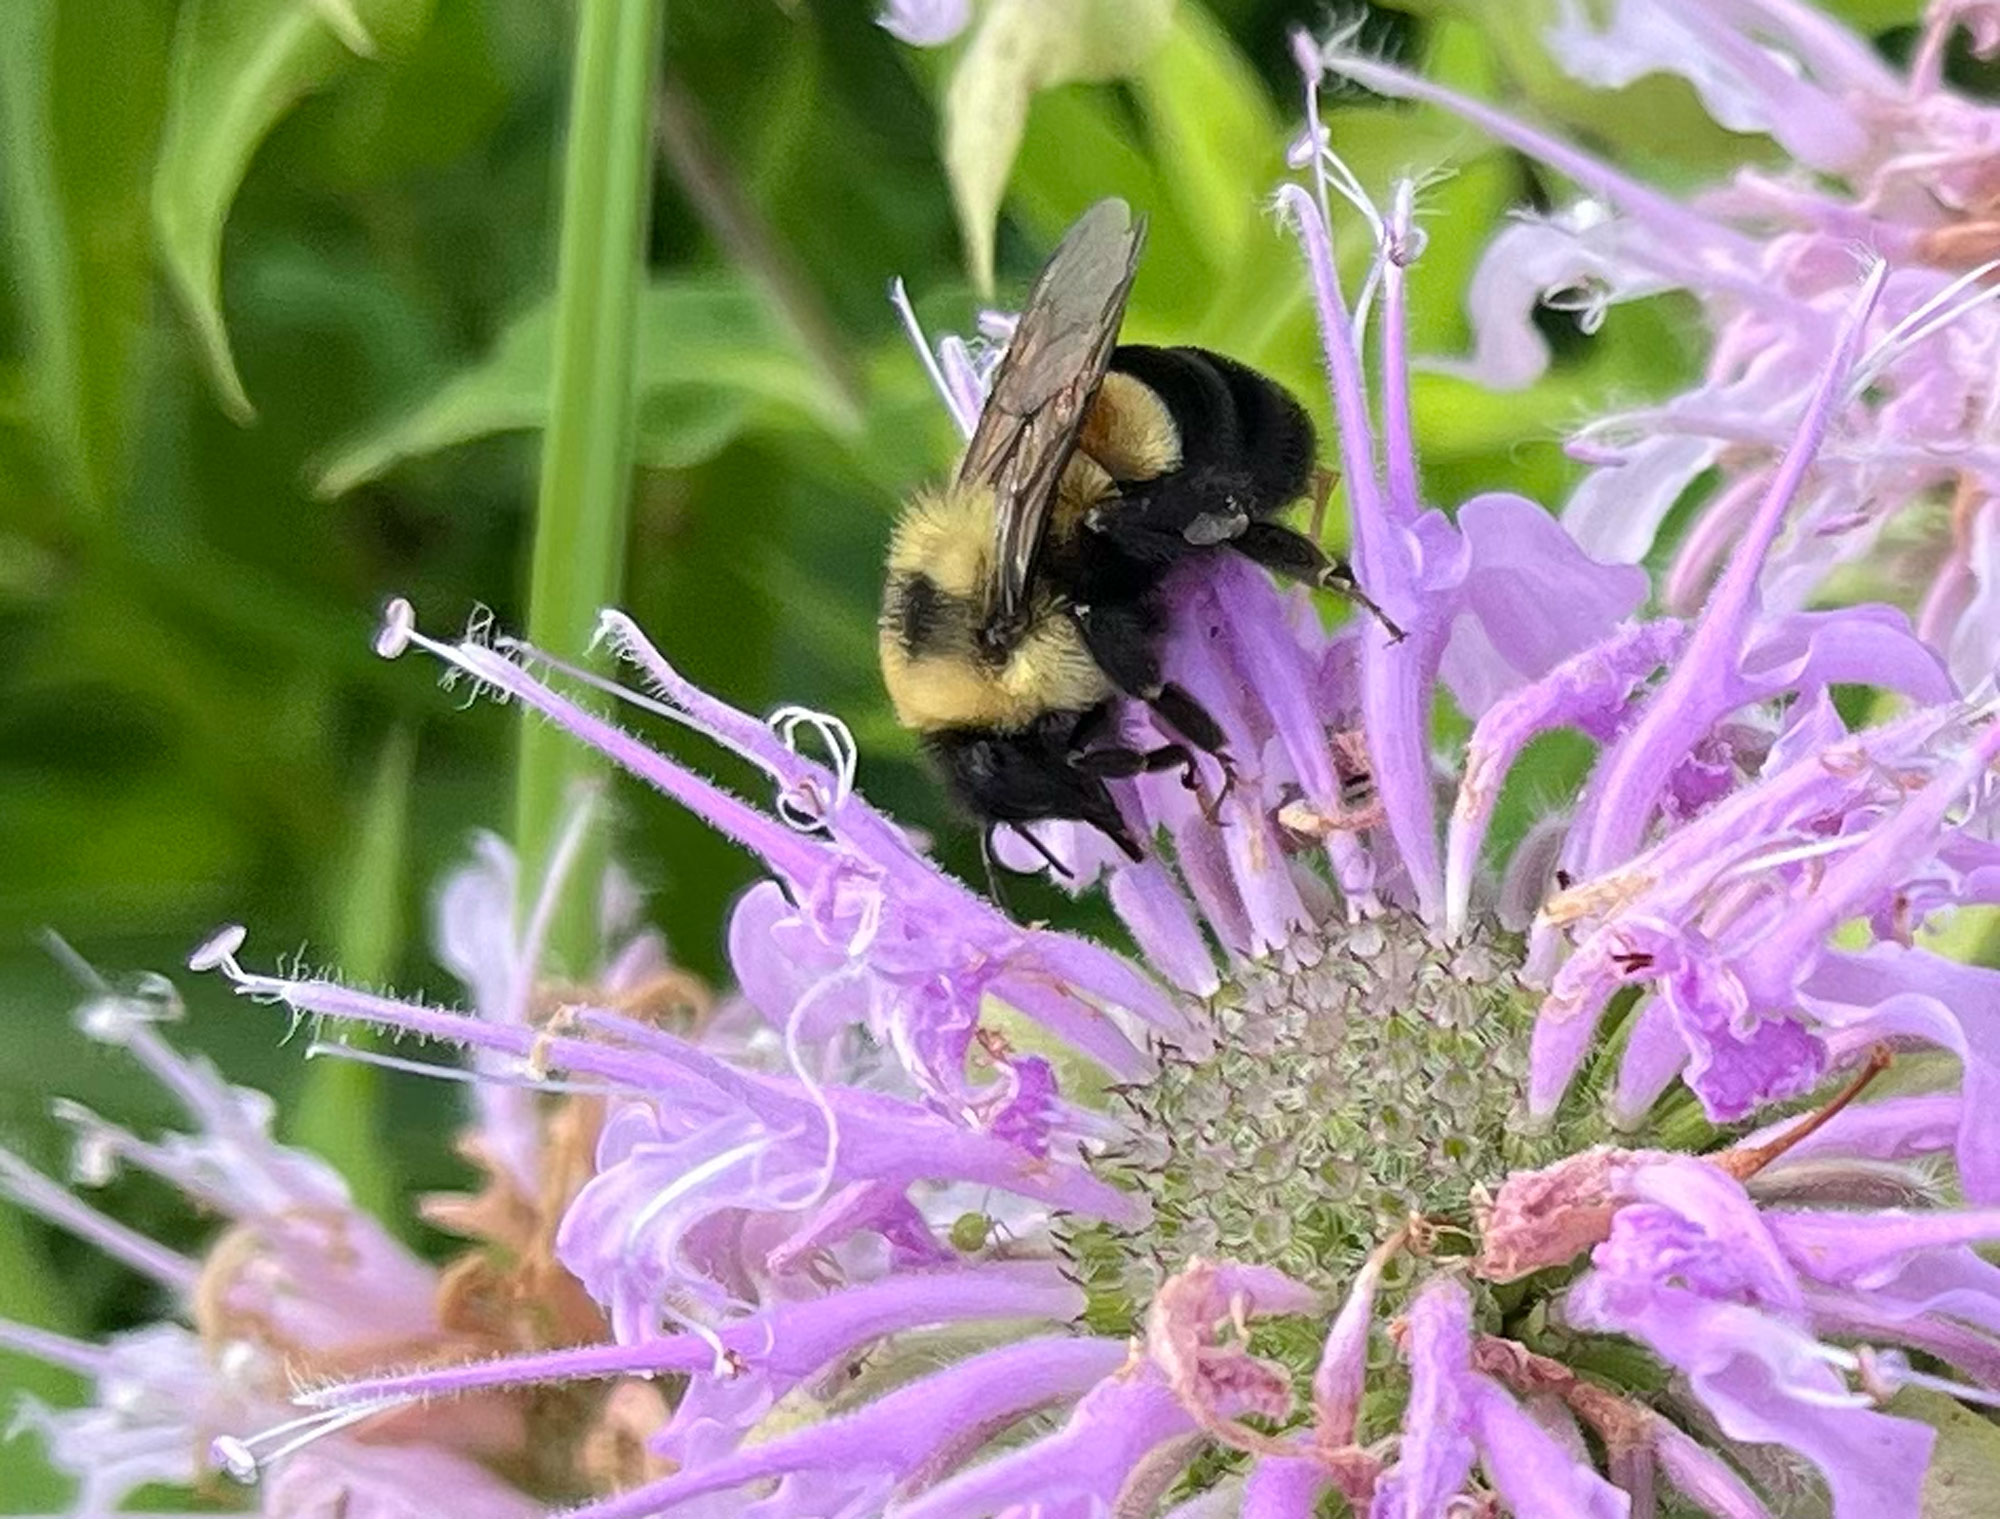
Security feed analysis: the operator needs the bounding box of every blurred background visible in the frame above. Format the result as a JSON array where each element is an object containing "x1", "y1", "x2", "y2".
[{"x1": 0, "y1": 0, "x2": 1933, "y2": 1506}]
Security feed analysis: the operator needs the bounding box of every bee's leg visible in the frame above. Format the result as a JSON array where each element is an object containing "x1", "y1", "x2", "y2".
[
  {"x1": 1233, "y1": 521, "x2": 1404, "y2": 642},
  {"x1": 1307, "y1": 465, "x2": 1340, "y2": 545},
  {"x1": 1145, "y1": 683, "x2": 1238, "y2": 822},
  {"x1": 1072, "y1": 604, "x2": 1236, "y2": 820},
  {"x1": 1066, "y1": 699, "x2": 1185, "y2": 782},
  {"x1": 1147, "y1": 681, "x2": 1225, "y2": 755},
  {"x1": 1072, "y1": 742, "x2": 1195, "y2": 780},
  {"x1": 1073, "y1": 741, "x2": 1235, "y2": 835},
  {"x1": 1089, "y1": 471, "x2": 1257, "y2": 560},
  {"x1": 1065, "y1": 698, "x2": 1123, "y2": 755}
]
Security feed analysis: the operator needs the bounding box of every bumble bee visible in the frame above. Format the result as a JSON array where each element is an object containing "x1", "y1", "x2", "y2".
[{"x1": 881, "y1": 198, "x2": 1382, "y2": 871}]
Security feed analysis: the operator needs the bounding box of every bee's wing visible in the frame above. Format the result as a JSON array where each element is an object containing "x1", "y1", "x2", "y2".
[{"x1": 955, "y1": 198, "x2": 1145, "y2": 625}]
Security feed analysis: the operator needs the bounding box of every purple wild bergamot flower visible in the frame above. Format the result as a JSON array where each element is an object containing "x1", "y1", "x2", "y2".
[
  {"x1": 0, "y1": 832, "x2": 694, "y2": 1517},
  {"x1": 13, "y1": 30, "x2": 2000, "y2": 1519},
  {"x1": 1306, "y1": 1, "x2": 2000, "y2": 691}
]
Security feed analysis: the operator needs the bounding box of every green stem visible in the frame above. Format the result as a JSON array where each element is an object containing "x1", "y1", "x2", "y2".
[
  {"x1": 515, "y1": 0, "x2": 663, "y2": 970},
  {"x1": 289, "y1": 725, "x2": 414, "y2": 1221}
]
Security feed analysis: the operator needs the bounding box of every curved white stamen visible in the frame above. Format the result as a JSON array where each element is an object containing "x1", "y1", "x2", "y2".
[
  {"x1": 1872, "y1": 257, "x2": 2000, "y2": 355},
  {"x1": 624, "y1": 1134, "x2": 771, "y2": 1247},
  {"x1": 50, "y1": 1098, "x2": 122, "y2": 1187},
  {"x1": 1291, "y1": 21, "x2": 1372, "y2": 232},
  {"x1": 211, "y1": 1435, "x2": 259, "y2": 1484},
  {"x1": 657, "y1": 1304, "x2": 734, "y2": 1379},
  {"x1": 1861, "y1": 1343, "x2": 2000, "y2": 1409},
  {"x1": 1306, "y1": 142, "x2": 1391, "y2": 351},
  {"x1": 50, "y1": 933, "x2": 186, "y2": 1043},
  {"x1": 889, "y1": 276, "x2": 977, "y2": 439},
  {"x1": 40, "y1": 929, "x2": 110, "y2": 992},
  {"x1": 303, "y1": 1040, "x2": 649, "y2": 1101},
  {"x1": 527, "y1": 620, "x2": 841, "y2": 824},
  {"x1": 373, "y1": 596, "x2": 416, "y2": 658},
  {"x1": 531, "y1": 629, "x2": 719, "y2": 735},
  {"x1": 188, "y1": 925, "x2": 247, "y2": 974},
  {"x1": 833, "y1": 876, "x2": 885, "y2": 959},
  {"x1": 768, "y1": 967, "x2": 854, "y2": 1215},
  {"x1": 1290, "y1": 27, "x2": 1335, "y2": 227},
  {"x1": 506, "y1": 786, "x2": 600, "y2": 1029},
  {"x1": 211, "y1": 1402, "x2": 388, "y2": 1485},
  {"x1": 1710, "y1": 829, "x2": 1874, "y2": 887},
  {"x1": 1849, "y1": 257, "x2": 2000, "y2": 398},
  {"x1": 768, "y1": 704, "x2": 859, "y2": 829}
]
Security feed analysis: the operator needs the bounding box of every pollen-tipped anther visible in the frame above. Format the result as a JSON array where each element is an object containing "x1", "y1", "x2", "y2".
[
  {"x1": 187, "y1": 924, "x2": 247, "y2": 974},
  {"x1": 374, "y1": 595, "x2": 417, "y2": 658}
]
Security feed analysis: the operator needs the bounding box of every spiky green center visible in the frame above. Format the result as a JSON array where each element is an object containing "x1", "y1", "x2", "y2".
[{"x1": 1061, "y1": 914, "x2": 1591, "y2": 1334}]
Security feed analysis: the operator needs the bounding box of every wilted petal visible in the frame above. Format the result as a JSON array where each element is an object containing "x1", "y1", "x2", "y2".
[{"x1": 1569, "y1": 1161, "x2": 1934, "y2": 1517}]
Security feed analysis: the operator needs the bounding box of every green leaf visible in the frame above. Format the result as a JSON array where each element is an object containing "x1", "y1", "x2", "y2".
[
  {"x1": 634, "y1": 390, "x2": 754, "y2": 473},
  {"x1": 287, "y1": 725, "x2": 413, "y2": 1220},
  {"x1": 1887, "y1": 1386, "x2": 2000, "y2": 1517},
  {"x1": 1129, "y1": 5, "x2": 1280, "y2": 274},
  {"x1": 943, "y1": 0, "x2": 1175, "y2": 292},
  {"x1": 0, "y1": 0, "x2": 174, "y2": 515},
  {"x1": 152, "y1": 0, "x2": 434, "y2": 421},
  {"x1": 314, "y1": 278, "x2": 858, "y2": 496},
  {"x1": 291, "y1": 0, "x2": 522, "y2": 191}
]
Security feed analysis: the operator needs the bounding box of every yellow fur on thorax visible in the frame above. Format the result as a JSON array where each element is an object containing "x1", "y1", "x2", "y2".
[
  {"x1": 886, "y1": 485, "x2": 995, "y2": 599},
  {"x1": 880, "y1": 484, "x2": 1112, "y2": 733}
]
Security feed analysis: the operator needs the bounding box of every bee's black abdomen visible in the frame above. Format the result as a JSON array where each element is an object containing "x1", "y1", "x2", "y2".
[
  {"x1": 1108, "y1": 345, "x2": 1315, "y2": 513},
  {"x1": 1059, "y1": 345, "x2": 1321, "y2": 610},
  {"x1": 1202, "y1": 349, "x2": 1316, "y2": 510},
  {"x1": 1109, "y1": 345, "x2": 1243, "y2": 470}
]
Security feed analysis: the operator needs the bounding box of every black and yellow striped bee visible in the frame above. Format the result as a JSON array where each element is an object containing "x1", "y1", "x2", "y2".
[{"x1": 880, "y1": 198, "x2": 1379, "y2": 871}]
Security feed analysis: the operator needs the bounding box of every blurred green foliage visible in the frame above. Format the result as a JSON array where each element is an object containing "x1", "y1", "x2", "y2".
[{"x1": 0, "y1": 0, "x2": 1925, "y2": 1507}]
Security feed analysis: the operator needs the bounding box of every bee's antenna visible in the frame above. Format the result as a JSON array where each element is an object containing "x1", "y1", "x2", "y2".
[{"x1": 1010, "y1": 823, "x2": 1075, "y2": 882}]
